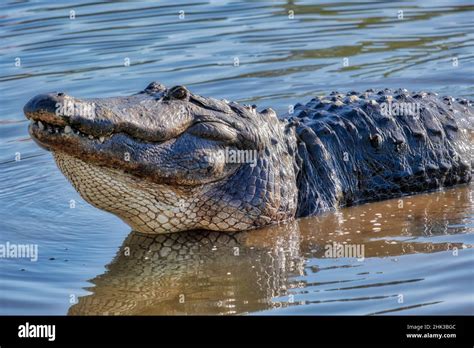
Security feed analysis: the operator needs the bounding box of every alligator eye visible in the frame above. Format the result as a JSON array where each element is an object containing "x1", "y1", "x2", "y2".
[{"x1": 167, "y1": 86, "x2": 189, "y2": 100}]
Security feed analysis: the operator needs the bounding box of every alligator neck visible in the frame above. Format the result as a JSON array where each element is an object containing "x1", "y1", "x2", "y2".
[{"x1": 287, "y1": 120, "x2": 345, "y2": 217}]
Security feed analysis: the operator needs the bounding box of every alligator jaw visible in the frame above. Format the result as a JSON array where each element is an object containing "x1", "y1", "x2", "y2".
[
  {"x1": 27, "y1": 118, "x2": 181, "y2": 185},
  {"x1": 24, "y1": 91, "x2": 241, "y2": 186}
]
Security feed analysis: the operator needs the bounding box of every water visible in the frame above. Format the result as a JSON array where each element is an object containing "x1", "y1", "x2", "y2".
[{"x1": 0, "y1": 0, "x2": 473, "y2": 315}]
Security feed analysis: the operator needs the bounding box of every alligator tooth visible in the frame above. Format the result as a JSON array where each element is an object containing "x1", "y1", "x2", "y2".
[
  {"x1": 88, "y1": 135, "x2": 94, "y2": 140},
  {"x1": 38, "y1": 121, "x2": 44, "y2": 130},
  {"x1": 99, "y1": 136, "x2": 105, "y2": 143},
  {"x1": 64, "y1": 125, "x2": 72, "y2": 134}
]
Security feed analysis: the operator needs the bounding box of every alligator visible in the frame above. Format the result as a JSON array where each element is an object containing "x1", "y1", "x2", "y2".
[{"x1": 24, "y1": 82, "x2": 473, "y2": 234}]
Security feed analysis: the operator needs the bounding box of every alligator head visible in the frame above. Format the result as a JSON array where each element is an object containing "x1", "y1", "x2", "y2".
[{"x1": 24, "y1": 82, "x2": 298, "y2": 233}]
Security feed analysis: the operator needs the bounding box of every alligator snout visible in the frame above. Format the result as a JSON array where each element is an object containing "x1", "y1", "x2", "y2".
[
  {"x1": 24, "y1": 88, "x2": 197, "y2": 143},
  {"x1": 24, "y1": 92, "x2": 71, "y2": 126}
]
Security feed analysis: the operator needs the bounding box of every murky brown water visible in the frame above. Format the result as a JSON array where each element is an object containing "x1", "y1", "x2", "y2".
[{"x1": 68, "y1": 184, "x2": 474, "y2": 315}]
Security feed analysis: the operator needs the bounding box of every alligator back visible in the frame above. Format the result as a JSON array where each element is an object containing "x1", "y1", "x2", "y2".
[{"x1": 289, "y1": 89, "x2": 473, "y2": 217}]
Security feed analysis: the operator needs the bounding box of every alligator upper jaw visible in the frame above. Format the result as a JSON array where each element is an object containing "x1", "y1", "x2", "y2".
[
  {"x1": 23, "y1": 91, "x2": 173, "y2": 159},
  {"x1": 24, "y1": 93, "x2": 66, "y2": 124},
  {"x1": 24, "y1": 92, "x2": 112, "y2": 149},
  {"x1": 24, "y1": 91, "x2": 197, "y2": 143},
  {"x1": 25, "y1": 93, "x2": 127, "y2": 154}
]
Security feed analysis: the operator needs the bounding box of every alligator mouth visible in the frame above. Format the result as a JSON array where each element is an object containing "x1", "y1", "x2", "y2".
[
  {"x1": 27, "y1": 117, "x2": 152, "y2": 181},
  {"x1": 23, "y1": 93, "x2": 179, "y2": 184},
  {"x1": 24, "y1": 92, "x2": 112, "y2": 150},
  {"x1": 23, "y1": 91, "x2": 175, "y2": 159},
  {"x1": 29, "y1": 119, "x2": 111, "y2": 146},
  {"x1": 25, "y1": 99, "x2": 238, "y2": 188}
]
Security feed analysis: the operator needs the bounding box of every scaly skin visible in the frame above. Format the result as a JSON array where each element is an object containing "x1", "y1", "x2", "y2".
[
  {"x1": 289, "y1": 89, "x2": 473, "y2": 216},
  {"x1": 24, "y1": 83, "x2": 473, "y2": 233},
  {"x1": 67, "y1": 185, "x2": 473, "y2": 315}
]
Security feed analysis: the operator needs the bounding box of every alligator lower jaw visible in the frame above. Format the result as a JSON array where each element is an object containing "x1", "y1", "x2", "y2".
[
  {"x1": 52, "y1": 152, "x2": 255, "y2": 234},
  {"x1": 51, "y1": 152, "x2": 192, "y2": 234},
  {"x1": 28, "y1": 119, "x2": 236, "y2": 187},
  {"x1": 28, "y1": 119, "x2": 166, "y2": 185}
]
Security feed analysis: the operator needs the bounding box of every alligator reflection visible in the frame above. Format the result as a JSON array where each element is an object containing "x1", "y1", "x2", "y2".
[{"x1": 69, "y1": 185, "x2": 472, "y2": 315}]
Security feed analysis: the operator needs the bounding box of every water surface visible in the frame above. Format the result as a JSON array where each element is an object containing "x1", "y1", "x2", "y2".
[{"x1": 0, "y1": 0, "x2": 473, "y2": 315}]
